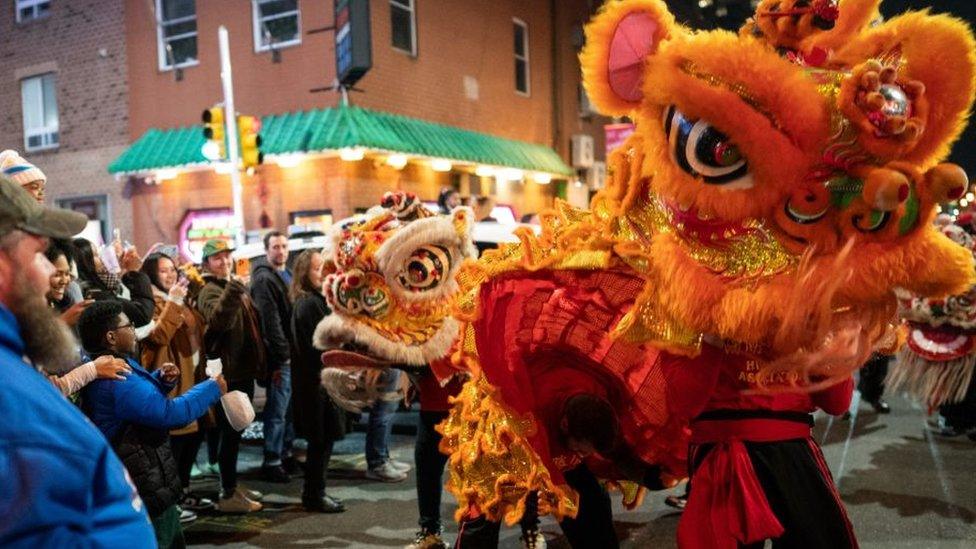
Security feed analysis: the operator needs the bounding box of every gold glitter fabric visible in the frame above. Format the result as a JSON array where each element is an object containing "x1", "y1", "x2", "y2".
[{"x1": 439, "y1": 375, "x2": 579, "y2": 524}]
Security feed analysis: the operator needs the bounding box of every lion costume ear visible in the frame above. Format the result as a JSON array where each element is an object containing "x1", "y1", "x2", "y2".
[
  {"x1": 833, "y1": 9, "x2": 976, "y2": 166},
  {"x1": 579, "y1": 0, "x2": 677, "y2": 117}
]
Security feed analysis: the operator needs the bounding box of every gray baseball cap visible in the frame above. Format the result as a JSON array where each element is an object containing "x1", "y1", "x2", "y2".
[{"x1": 0, "y1": 175, "x2": 87, "y2": 239}]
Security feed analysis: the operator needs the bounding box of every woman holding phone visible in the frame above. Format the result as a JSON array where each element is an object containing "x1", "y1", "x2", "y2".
[
  {"x1": 73, "y1": 238, "x2": 155, "y2": 329},
  {"x1": 140, "y1": 252, "x2": 216, "y2": 521}
]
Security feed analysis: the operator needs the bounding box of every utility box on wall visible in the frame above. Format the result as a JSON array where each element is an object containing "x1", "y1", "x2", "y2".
[{"x1": 571, "y1": 134, "x2": 594, "y2": 169}]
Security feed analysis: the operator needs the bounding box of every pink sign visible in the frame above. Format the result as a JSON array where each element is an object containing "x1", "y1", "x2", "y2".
[
  {"x1": 605, "y1": 122, "x2": 636, "y2": 156},
  {"x1": 178, "y1": 208, "x2": 236, "y2": 263}
]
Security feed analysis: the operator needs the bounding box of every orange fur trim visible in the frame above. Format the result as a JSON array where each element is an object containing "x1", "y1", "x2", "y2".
[
  {"x1": 800, "y1": 0, "x2": 882, "y2": 53},
  {"x1": 832, "y1": 10, "x2": 976, "y2": 168}
]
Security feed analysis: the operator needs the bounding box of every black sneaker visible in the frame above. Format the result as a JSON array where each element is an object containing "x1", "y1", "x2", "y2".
[
  {"x1": 262, "y1": 464, "x2": 290, "y2": 483},
  {"x1": 867, "y1": 398, "x2": 891, "y2": 414},
  {"x1": 181, "y1": 494, "x2": 216, "y2": 511},
  {"x1": 665, "y1": 495, "x2": 687, "y2": 510},
  {"x1": 302, "y1": 494, "x2": 345, "y2": 513},
  {"x1": 930, "y1": 416, "x2": 965, "y2": 437}
]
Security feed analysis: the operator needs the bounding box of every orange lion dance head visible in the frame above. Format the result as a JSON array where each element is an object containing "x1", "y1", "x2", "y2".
[{"x1": 577, "y1": 0, "x2": 976, "y2": 377}]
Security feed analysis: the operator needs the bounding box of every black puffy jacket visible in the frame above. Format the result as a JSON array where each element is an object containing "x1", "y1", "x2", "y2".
[{"x1": 111, "y1": 423, "x2": 181, "y2": 518}]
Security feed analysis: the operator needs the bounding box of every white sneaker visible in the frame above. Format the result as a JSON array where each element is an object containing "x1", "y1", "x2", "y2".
[
  {"x1": 365, "y1": 461, "x2": 408, "y2": 483},
  {"x1": 388, "y1": 458, "x2": 412, "y2": 473},
  {"x1": 218, "y1": 488, "x2": 263, "y2": 513},
  {"x1": 178, "y1": 507, "x2": 197, "y2": 524}
]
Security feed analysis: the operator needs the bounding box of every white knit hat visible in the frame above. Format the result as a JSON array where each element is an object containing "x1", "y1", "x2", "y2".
[{"x1": 0, "y1": 150, "x2": 46, "y2": 187}]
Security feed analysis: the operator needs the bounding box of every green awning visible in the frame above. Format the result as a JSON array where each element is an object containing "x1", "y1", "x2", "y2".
[{"x1": 108, "y1": 105, "x2": 574, "y2": 176}]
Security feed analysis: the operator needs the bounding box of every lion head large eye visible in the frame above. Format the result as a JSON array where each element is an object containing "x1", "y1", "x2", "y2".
[
  {"x1": 663, "y1": 105, "x2": 753, "y2": 189},
  {"x1": 398, "y1": 245, "x2": 452, "y2": 292}
]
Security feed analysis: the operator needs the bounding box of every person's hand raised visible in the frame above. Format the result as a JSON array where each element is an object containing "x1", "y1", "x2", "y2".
[
  {"x1": 121, "y1": 247, "x2": 143, "y2": 273},
  {"x1": 168, "y1": 280, "x2": 188, "y2": 302},
  {"x1": 60, "y1": 299, "x2": 94, "y2": 326}
]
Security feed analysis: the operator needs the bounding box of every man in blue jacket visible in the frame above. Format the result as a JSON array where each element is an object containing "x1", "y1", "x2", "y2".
[
  {"x1": 79, "y1": 300, "x2": 227, "y2": 547},
  {"x1": 0, "y1": 177, "x2": 156, "y2": 547}
]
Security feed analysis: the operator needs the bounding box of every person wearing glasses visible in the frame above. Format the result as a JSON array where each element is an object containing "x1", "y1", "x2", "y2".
[{"x1": 78, "y1": 300, "x2": 227, "y2": 548}]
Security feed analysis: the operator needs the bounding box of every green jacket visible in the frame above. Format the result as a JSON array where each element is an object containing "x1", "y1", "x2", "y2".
[{"x1": 196, "y1": 275, "x2": 266, "y2": 383}]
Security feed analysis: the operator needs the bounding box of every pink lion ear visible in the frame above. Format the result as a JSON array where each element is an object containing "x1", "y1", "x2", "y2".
[
  {"x1": 608, "y1": 12, "x2": 661, "y2": 103},
  {"x1": 581, "y1": 0, "x2": 676, "y2": 116}
]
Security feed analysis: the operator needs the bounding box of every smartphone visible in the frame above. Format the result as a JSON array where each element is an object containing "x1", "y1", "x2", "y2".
[
  {"x1": 83, "y1": 287, "x2": 104, "y2": 301},
  {"x1": 235, "y1": 257, "x2": 251, "y2": 278}
]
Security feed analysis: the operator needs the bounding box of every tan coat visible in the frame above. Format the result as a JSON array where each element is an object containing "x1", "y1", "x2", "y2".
[{"x1": 141, "y1": 291, "x2": 209, "y2": 436}]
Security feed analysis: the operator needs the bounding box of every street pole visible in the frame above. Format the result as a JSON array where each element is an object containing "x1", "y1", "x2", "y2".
[{"x1": 218, "y1": 25, "x2": 246, "y2": 247}]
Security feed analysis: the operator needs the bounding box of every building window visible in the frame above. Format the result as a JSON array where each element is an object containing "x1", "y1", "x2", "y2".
[
  {"x1": 156, "y1": 0, "x2": 198, "y2": 70},
  {"x1": 252, "y1": 0, "x2": 300, "y2": 52},
  {"x1": 15, "y1": 0, "x2": 50, "y2": 23},
  {"x1": 513, "y1": 18, "x2": 529, "y2": 95},
  {"x1": 390, "y1": 0, "x2": 416, "y2": 55},
  {"x1": 20, "y1": 73, "x2": 59, "y2": 152}
]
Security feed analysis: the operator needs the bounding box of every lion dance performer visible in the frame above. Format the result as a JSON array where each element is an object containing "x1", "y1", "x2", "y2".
[
  {"x1": 426, "y1": 1, "x2": 976, "y2": 548},
  {"x1": 891, "y1": 213, "x2": 976, "y2": 436}
]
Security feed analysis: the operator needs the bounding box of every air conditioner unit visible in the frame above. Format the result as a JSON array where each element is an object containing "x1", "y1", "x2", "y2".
[
  {"x1": 586, "y1": 161, "x2": 607, "y2": 190},
  {"x1": 571, "y1": 134, "x2": 594, "y2": 168}
]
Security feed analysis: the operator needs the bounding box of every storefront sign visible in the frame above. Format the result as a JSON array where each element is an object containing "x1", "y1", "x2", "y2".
[
  {"x1": 605, "y1": 122, "x2": 636, "y2": 156},
  {"x1": 290, "y1": 210, "x2": 334, "y2": 233},
  {"x1": 178, "y1": 208, "x2": 236, "y2": 263}
]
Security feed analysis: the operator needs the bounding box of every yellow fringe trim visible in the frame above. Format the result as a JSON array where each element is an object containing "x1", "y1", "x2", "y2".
[{"x1": 439, "y1": 374, "x2": 579, "y2": 525}]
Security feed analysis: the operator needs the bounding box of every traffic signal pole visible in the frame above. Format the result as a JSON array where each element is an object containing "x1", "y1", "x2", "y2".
[{"x1": 218, "y1": 25, "x2": 246, "y2": 247}]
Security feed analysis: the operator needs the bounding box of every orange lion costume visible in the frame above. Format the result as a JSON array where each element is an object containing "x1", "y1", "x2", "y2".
[{"x1": 440, "y1": 0, "x2": 976, "y2": 547}]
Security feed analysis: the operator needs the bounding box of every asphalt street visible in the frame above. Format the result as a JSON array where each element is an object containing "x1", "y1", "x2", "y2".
[{"x1": 185, "y1": 392, "x2": 976, "y2": 548}]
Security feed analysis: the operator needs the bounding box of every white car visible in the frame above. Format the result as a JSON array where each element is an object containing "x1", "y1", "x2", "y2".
[{"x1": 232, "y1": 232, "x2": 330, "y2": 269}]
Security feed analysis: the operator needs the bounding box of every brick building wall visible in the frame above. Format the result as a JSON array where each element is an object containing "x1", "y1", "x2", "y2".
[
  {"x1": 124, "y1": 0, "x2": 562, "y2": 145},
  {"x1": 0, "y1": 0, "x2": 132, "y2": 241}
]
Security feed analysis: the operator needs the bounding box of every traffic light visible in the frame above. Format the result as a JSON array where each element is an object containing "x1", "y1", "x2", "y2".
[
  {"x1": 237, "y1": 115, "x2": 264, "y2": 170},
  {"x1": 201, "y1": 106, "x2": 226, "y2": 160}
]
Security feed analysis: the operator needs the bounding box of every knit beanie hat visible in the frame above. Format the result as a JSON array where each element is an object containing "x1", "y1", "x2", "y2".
[{"x1": 0, "y1": 150, "x2": 46, "y2": 188}]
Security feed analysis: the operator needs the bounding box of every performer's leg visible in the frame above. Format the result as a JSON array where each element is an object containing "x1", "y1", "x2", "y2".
[
  {"x1": 558, "y1": 464, "x2": 618, "y2": 549},
  {"x1": 858, "y1": 354, "x2": 890, "y2": 412},
  {"x1": 416, "y1": 410, "x2": 450, "y2": 534},
  {"x1": 518, "y1": 491, "x2": 542, "y2": 547},
  {"x1": 939, "y1": 375, "x2": 976, "y2": 433},
  {"x1": 744, "y1": 439, "x2": 858, "y2": 549}
]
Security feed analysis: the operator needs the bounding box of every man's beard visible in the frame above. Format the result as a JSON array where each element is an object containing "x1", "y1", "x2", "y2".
[{"x1": 11, "y1": 274, "x2": 80, "y2": 374}]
